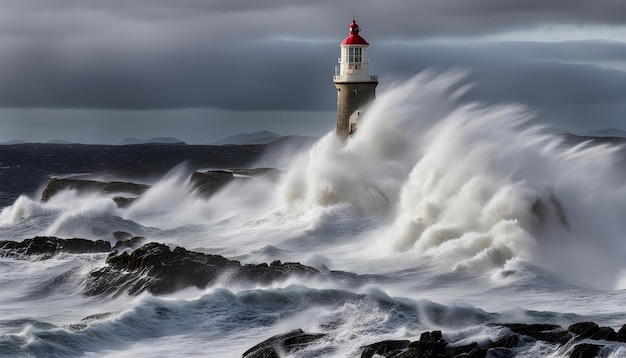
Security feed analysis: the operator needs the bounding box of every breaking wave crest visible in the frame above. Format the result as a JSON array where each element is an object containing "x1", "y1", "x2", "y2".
[{"x1": 279, "y1": 71, "x2": 626, "y2": 289}]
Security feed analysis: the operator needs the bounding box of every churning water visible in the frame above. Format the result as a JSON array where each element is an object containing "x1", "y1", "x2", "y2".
[{"x1": 2, "y1": 71, "x2": 626, "y2": 357}]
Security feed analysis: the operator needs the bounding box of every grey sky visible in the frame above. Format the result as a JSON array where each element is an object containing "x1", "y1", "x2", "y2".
[{"x1": 0, "y1": 1, "x2": 625, "y2": 143}]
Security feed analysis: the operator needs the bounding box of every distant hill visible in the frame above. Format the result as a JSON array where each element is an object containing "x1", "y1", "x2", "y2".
[
  {"x1": 583, "y1": 128, "x2": 626, "y2": 138},
  {"x1": 118, "y1": 137, "x2": 186, "y2": 145},
  {"x1": 47, "y1": 139, "x2": 73, "y2": 144},
  {"x1": 0, "y1": 140, "x2": 28, "y2": 145},
  {"x1": 211, "y1": 131, "x2": 284, "y2": 145}
]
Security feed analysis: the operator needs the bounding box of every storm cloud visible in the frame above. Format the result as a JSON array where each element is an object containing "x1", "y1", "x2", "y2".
[{"x1": 0, "y1": 0, "x2": 624, "y2": 142}]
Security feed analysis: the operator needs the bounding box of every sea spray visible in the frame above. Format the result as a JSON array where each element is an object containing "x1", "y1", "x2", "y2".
[
  {"x1": 4, "y1": 71, "x2": 626, "y2": 357},
  {"x1": 279, "y1": 70, "x2": 626, "y2": 289},
  {"x1": 280, "y1": 71, "x2": 468, "y2": 217}
]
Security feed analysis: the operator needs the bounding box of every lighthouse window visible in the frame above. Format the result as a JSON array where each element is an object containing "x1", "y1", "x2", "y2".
[{"x1": 347, "y1": 47, "x2": 362, "y2": 63}]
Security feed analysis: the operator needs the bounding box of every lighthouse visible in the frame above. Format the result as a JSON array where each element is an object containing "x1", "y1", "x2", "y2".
[{"x1": 333, "y1": 20, "x2": 378, "y2": 140}]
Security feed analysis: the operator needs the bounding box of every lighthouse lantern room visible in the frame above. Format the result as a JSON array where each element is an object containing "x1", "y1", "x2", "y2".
[{"x1": 333, "y1": 20, "x2": 378, "y2": 139}]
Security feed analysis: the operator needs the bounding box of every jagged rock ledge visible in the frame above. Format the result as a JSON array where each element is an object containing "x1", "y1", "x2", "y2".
[
  {"x1": 242, "y1": 329, "x2": 328, "y2": 358},
  {"x1": 245, "y1": 322, "x2": 626, "y2": 358},
  {"x1": 41, "y1": 168, "x2": 281, "y2": 207},
  {"x1": 0, "y1": 236, "x2": 111, "y2": 259},
  {"x1": 0, "y1": 236, "x2": 361, "y2": 297},
  {"x1": 86, "y1": 242, "x2": 323, "y2": 296},
  {"x1": 41, "y1": 178, "x2": 150, "y2": 206},
  {"x1": 188, "y1": 168, "x2": 279, "y2": 197}
]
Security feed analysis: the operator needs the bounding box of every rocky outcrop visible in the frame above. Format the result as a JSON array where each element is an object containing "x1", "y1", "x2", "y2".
[
  {"x1": 188, "y1": 168, "x2": 280, "y2": 197},
  {"x1": 0, "y1": 236, "x2": 362, "y2": 297},
  {"x1": 40, "y1": 169, "x2": 280, "y2": 207},
  {"x1": 569, "y1": 343, "x2": 602, "y2": 358},
  {"x1": 242, "y1": 329, "x2": 327, "y2": 358},
  {"x1": 0, "y1": 236, "x2": 111, "y2": 259},
  {"x1": 187, "y1": 170, "x2": 235, "y2": 197},
  {"x1": 351, "y1": 322, "x2": 626, "y2": 358},
  {"x1": 112, "y1": 236, "x2": 146, "y2": 250},
  {"x1": 41, "y1": 178, "x2": 150, "y2": 206},
  {"x1": 361, "y1": 340, "x2": 411, "y2": 358},
  {"x1": 85, "y1": 242, "x2": 322, "y2": 296},
  {"x1": 565, "y1": 321, "x2": 618, "y2": 341},
  {"x1": 501, "y1": 323, "x2": 569, "y2": 344},
  {"x1": 617, "y1": 324, "x2": 626, "y2": 342}
]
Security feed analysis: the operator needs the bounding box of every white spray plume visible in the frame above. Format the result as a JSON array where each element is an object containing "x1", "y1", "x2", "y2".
[{"x1": 279, "y1": 70, "x2": 626, "y2": 289}]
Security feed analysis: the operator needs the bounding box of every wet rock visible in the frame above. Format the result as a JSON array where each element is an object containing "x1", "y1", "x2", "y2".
[
  {"x1": 112, "y1": 196, "x2": 137, "y2": 208},
  {"x1": 616, "y1": 324, "x2": 626, "y2": 342},
  {"x1": 85, "y1": 242, "x2": 322, "y2": 296},
  {"x1": 567, "y1": 322, "x2": 600, "y2": 340},
  {"x1": 41, "y1": 178, "x2": 150, "y2": 203},
  {"x1": 485, "y1": 348, "x2": 515, "y2": 358},
  {"x1": 112, "y1": 236, "x2": 146, "y2": 250},
  {"x1": 360, "y1": 340, "x2": 410, "y2": 358},
  {"x1": 360, "y1": 321, "x2": 626, "y2": 358},
  {"x1": 188, "y1": 170, "x2": 234, "y2": 197},
  {"x1": 464, "y1": 347, "x2": 488, "y2": 358},
  {"x1": 398, "y1": 331, "x2": 448, "y2": 358},
  {"x1": 242, "y1": 329, "x2": 326, "y2": 358},
  {"x1": 590, "y1": 326, "x2": 617, "y2": 341},
  {"x1": 490, "y1": 334, "x2": 520, "y2": 349},
  {"x1": 0, "y1": 236, "x2": 111, "y2": 259},
  {"x1": 501, "y1": 323, "x2": 569, "y2": 344},
  {"x1": 188, "y1": 168, "x2": 281, "y2": 198},
  {"x1": 569, "y1": 343, "x2": 603, "y2": 358},
  {"x1": 113, "y1": 231, "x2": 133, "y2": 241},
  {"x1": 232, "y1": 168, "x2": 280, "y2": 179},
  {"x1": 447, "y1": 342, "x2": 478, "y2": 357}
]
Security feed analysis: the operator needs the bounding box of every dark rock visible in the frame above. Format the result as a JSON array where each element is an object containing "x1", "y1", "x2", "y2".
[
  {"x1": 188, "y1": 170, "x2": 235, "y2": 197},
  {"x1": 616, "y1": 324, "x2": 626, "y2": 342},
  {"x1": 242, "y1": 329, "x2": 326, "y2": 358},
  {"x1": 232, "y1": 168, "x2": 280, "y2": 178},
  {"x1": 188, "y1": 168, "x2": 281, "y2": 198},
  {"x1": 491, "y1": 334, "x2": 520, "y2": 349},
  {"x1": 485, "y1": 348, "x2": 515, "y2": 358},
  {"x1": 41, "y1": 178, "x2": 150, "y2": 204},
  {"x1": 282, "y1": 333, "x2": 327, "y2": 352},
  {"x1": 113, "y1": 231, "x2": 133, "y2": 241},
  {"x1": 502, "y1": 323, "x2": 569, "y2": 344},
  {"x1": 398, "y1": 331, "x2": 448, "y2": 358},
  {"x1": 85, "y1": 242, "x2": 322, "y2": 296},
  {"x1": 453, "y1": 347, "x2": 488, "y2": 358},
  {"x1": 60, "y1": 238, "x2": 111, "y2": 254},
  {"x1": 270, "y1": 260, "x2": 282, "y2": 267},
  {"x1": 112, "y1": 236, "x2": 146, "y2": 250},
  {"x1": 360, "y1": 340, "x2": 410, "y2": 358},
  {"x1": 447, "y1": 342, "x2": 478, "y2": 357},
  {"x1": 590, "y1": 326, "x2": 616, "y2": 341},
  {"x1": 568, "y1": 322, "x2": 600, "y2": 340},
  {"x1": 569, "y1": 343, "x2": 603, "y2": 358},
  {"x1": 112, "y1": 196, "x2": 137, "y2": 208},
  {"x1": 0, "y1": 237, "x2": 111, "y2": 259},
  {"x1": 420, "y1": 331, "x2": 444, "y2": 342}
]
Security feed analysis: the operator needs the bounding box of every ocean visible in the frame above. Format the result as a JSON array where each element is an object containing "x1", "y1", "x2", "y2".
[{"x1": 1, "y1": 72, "x2": 626, "y2": 357}]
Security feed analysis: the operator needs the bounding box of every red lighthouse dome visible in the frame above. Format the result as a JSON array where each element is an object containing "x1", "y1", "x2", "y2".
[{"x1": 340, "y1": 20, "x2": 369, "y2": 45}]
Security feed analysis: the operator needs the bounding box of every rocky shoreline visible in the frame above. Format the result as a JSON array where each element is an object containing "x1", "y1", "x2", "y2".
[
  {"x1": 40, "y1": 167, "x2": 281, "y2": 207},
  {"x1": 1, "y1": 236, "x2": 625, "y2": 357},
  {"x1": 0, "y1": 236, "x2": 367, "y2": 297},
  {"x1": 244, "y1": 322, "x2": 626, "y2": 358}
]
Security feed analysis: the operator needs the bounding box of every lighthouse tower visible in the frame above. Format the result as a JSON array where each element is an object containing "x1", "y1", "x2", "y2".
[{"x1": 333, "y1": 20, "x2": 378, "y2": 140}]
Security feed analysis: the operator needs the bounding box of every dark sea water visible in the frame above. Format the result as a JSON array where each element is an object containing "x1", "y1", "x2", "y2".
[
  {"x1": 2, "y1": 74, "x2": 626, "y2": 357},
  {"x1": 0, "y1": 143, "x2": 272, "y2": 208}
]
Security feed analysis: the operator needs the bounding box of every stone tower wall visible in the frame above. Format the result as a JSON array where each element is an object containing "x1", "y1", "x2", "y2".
[{"x1": 334, "y1": 82, "x2": 378, "y2": 140}]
